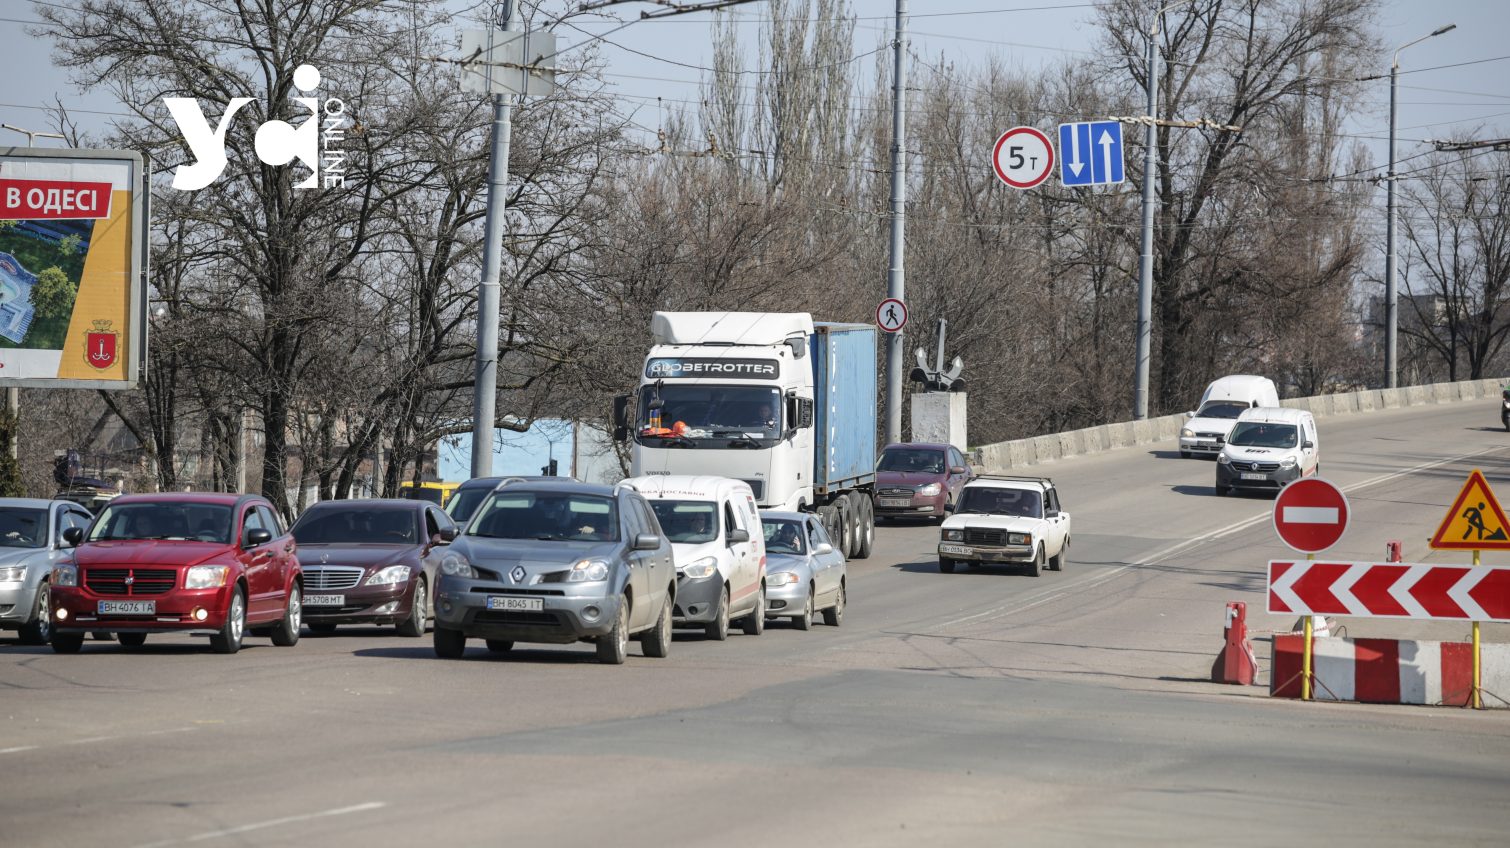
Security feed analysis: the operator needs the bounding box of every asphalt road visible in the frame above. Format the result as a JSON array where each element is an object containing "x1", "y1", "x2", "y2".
[{"x1": 3, "y1": 400, "x2": 1509, "y2": 847}]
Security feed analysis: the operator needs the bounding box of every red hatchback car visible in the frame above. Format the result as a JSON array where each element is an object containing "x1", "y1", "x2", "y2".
[{"x1": 49, "y1": 493, "x2": 303, "y2": 654}]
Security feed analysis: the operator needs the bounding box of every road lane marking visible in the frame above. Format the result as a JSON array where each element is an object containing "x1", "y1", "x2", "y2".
[
  {"x1": 0, "y1": 745, "x2": 39, "y2": 754},
  {"x1": 1, "y1": 727, "x2": 198, "y2": 755},
  {"x1": 924, "y1": 446, "x2": 1501, "y2": 632},
  {"x1": 131, "y1": 801, "x2": 386, "y2": 848}
]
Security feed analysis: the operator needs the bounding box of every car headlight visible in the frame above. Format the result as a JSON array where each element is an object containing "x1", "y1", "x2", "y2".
[
  {"x1": 916, "y1": 483, "x2": 942, "y2": 497},
  {"x1": 1008, "y1": 533, "x2": 1031, "y2": 546},
  {"x1": 440, "y1": 553, "x2": 476, "y2": 578},
  {"x1": 1279, "y1": 456, "x2": 1297, "y2": 469},
  {"x1": 1180, "y1": 428, "x2": 1194, "y2": 438},
  {"x1": 185, "y1": 565, "x2": 230, "y2": 589},
  {"x1": 942, "y1": 529, "x2": 963, "y2": 542},
  {"x1": 51, "y1": 564, "x2": 78, "y2": 587},
  {"x1": 681, "y1": 556, "x2": 719, "y2": 579},
  {"x1": 767, "y1": 571, "x2": 799, "y2": 586},
  {"x1": 1217, "y1": 453, "x2": 1231, "y2": 465},
  {"x1": 567, "y1": 559, "x2": 610, "y2": 583},
  {"x1": 0, "y1": 564, "x2": 25, "y2": 583},
  {"x1": 367, "y1": 565, "x2": 412, "y2": 585}
]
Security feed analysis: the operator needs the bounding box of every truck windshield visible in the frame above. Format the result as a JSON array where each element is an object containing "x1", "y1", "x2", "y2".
[
  {"x1": 1227, "y1": 422, "x2": 1298, "y2": 448},
  {"x1": 638, "y1": 385, "x2": 782, "y2": 443},
  {"x1": 1196, "y1": 401, "x2": 1249, "y2": 419},
  {"x1": 956, "y1": 487, "x2": 1042, "y2": 518},
  {"x1": 648, "y1": 500, "x2": 718, "y2": 544}
]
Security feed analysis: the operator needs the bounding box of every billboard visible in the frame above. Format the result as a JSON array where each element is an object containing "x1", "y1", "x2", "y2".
[{"x1": 0, "y1": 147, "x2": 146, "y2": 389}]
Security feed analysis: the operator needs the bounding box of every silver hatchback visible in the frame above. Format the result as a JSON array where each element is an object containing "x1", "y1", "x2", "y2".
[{"x1": 0, "y1": 499, "x2": 94, "y2": 644}]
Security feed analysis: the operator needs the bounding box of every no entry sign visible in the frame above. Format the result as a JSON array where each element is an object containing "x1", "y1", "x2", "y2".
[{"x1": 1273, "y1": 478, "x2": 1349, "y2": 554}]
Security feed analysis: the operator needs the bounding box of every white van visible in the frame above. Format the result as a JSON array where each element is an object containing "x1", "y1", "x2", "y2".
[
  {"x1": 621, "y1": 475, "x2": 768, "y2": 640},
  {"x1": 1215, "y1": 407, "x2": 1319, "y2": 496},
  {"x1": 1180, "y1": 375, "x2": 1281, "y2": 457}
]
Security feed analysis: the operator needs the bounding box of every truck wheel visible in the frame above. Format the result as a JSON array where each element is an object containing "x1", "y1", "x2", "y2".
[
  {"x1": 853, "y1": 495, "x2": 874, "y2": 560},
  {"x1": 833, "y1": 498, "x2": 853, "y2": 558},
  {"x1": 816, "y1": 504, "x2": 841, "y2": 552}
]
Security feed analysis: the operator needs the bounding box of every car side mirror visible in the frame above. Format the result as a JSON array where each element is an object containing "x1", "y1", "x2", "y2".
[
  {"x1": 244, "y1": 528, "x2": 273, "y2": 548},
  {"x1": 62, "y1": 527, "x2": 84, "y2": 547},
  {"x1": 797, "y1": 398, "x2": 814, "y2": 428},
  {"x1": 944, "y1": 501, "x2": 956, "y2": 513},
  {"x1": 632, "y1": 532, "x2": 661, "y2": 551},
  {"x1": 1303, "y1": 441, "x2": 1314, "y2": 450},
  {"x1": 439, "y1": 526, "x2": 459, "y2": 542},
  {"x1": 612, "y1": 394, "x2": 632, "y2": 443},
  {"x1": 726, "y1": 528, "x2": 750, "y2": 545},
  {"x1": 814, "y1": 542, "x2": 834, "y2": 555},
  {"x1": 949, "y1": 465, "x2": 967, "y2": 475}
]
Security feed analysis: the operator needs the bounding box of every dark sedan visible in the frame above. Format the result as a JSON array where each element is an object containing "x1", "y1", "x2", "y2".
[{"x1": 289, "y1": 499, "x2": 457, "y2": 636}]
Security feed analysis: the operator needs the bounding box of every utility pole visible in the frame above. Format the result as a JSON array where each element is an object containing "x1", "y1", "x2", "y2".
[
  {"x1": 1133, "y1": 9, "x2": 1158, "y2": 421},
  {"x1": 1383, "y1": 23, "x2": 1455, "y2": 390},
  {"x1": 470, "y1": 1, "x2": 520, "y2": 478},
  {"x1": 883, "y1": 0, "x2": 908, "y2": 445}
]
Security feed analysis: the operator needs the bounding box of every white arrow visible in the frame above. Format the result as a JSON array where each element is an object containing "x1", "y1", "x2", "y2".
[
  {"x1": 1098, "y1": 129, "x2": 1116, "y2": 182},
  {"x1": 1330, "y1": 562, "x2": 1372, "y2": 617},
  {"x1": 1269, "y1": 560, "x2": 1306, "y2": 614},
  {"x1": 1447, "y1": 568, "x2": 1490, "y2": 620},
  {"x1": 1388, "y1": 564, "x2": 1434, "y2": 619},
  {"x1": 1065, "y1": 127, "x2": 1084, "y2": 177}
]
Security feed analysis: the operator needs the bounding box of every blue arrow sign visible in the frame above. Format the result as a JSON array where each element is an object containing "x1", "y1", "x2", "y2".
[{"x1": 1058, "y1": 121, "x2": 1124, "y2": 187}]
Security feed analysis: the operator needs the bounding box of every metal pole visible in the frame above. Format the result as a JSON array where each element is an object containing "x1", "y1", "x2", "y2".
[
  {"x1": 1384, "y1": 60, "x2": 1399, "y2": 390},
  {"x1": 1134, "y1": 15, "x2": 1158, "y2": 421},
  {"x1": 6, "y1": 388, "x2": 16, "y2": 461},
  {"x1": 883, "y1": 0, "x2": 908, "y2": 445},
  {"x1": 470, "y1": 2, "x2": 519, "y2": 478}
]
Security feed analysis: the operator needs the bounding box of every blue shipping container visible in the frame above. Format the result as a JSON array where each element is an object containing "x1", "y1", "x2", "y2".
[{"x1": 810, "y1": 323, "x2": 878, "y2": 494}]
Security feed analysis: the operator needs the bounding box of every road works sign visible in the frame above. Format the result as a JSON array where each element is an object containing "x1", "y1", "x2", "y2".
[
  {"x1": 1430, "y1": 469, "x2": 1510, "y2": 550},
  {"x1": 991, "y1": 126, "x2": 1054, "y2": 189},
  {"x1": 1058, "y1": 120, "x2": 1124, "y2": 187},
  {"x1": 876, "y1": 298, "x2": 907, "y2": 333},
  {"x1": 1269, "y1": 560, "x2": 1510, "y2": 622},
  {"x1": 0, "y1": 147, "x2": 145, "y2": 389},
  {"x1": 1273, "y1": 478, "x2": 1349, "y2": 553}
]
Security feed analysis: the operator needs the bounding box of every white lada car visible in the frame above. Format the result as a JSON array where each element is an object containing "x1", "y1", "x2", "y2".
[{"x1": 936, "y1": 476, "x2": 1071, "y2": 576}]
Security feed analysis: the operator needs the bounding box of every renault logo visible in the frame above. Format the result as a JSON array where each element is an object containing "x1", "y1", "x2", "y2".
[{"x1": 509, "y1": 566, "x2": 527, "y2": 584}]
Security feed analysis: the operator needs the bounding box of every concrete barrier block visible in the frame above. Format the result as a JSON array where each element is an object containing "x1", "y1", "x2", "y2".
[
  {"x1": 1433, "y1": 383, "x2": 1454, "y2": 403},
  {"x1": 1131, "y1": 419, "x2": 1154, "y2": 443},
  {"x1": 1382, "y1": 389, "x2": 1403, "y2": 409},
  {"x1": 1356, "y1": 391, "x2": 1378, "y2": 412},
  {"x1": 1339, "y1": 392, "x2": 1361, "y2": 414},
  {"x1": 1059, "y1": 430, "x2": 1083, "y2": 457},
  {"x1": 1107, "y1": 422, "x2": 1133, "y2": 448},
  {"x1": 1031, "y1": 435, "x2": 1061, "y2": 463},
  {"x1": 1406, "y1": 385, "x2": 1428, "y2": 405}
]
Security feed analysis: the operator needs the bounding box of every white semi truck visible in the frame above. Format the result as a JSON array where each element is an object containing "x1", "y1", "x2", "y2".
[{"x1": 614, "y1": 312, "x2": 877, "y2": 559}]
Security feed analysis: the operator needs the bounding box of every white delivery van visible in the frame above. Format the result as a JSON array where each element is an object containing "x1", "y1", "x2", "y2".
[
  {"x1": 1215, "y1": 407, "x2": 1319, "y2": 496},
  {"x1": 1179, "y1": 375, "x2": 1281, "y2": 457},
  {"x1": 621, "y1": 475, "x2": 768, "y2": 640}
]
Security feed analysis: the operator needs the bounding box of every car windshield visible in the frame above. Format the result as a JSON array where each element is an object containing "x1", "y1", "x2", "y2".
[
  {"x1": 1227, "y1": 422, "x2": 1298, "y2": 448},
  {"x1": 763, "y1": 519, "x2": 806, "y2": 555},
  {"x1": 877, "y1": 448, "x2": 946, "y2": 473},
  {"x1": 1196, "y1": 401, "x2": 1249, "y2": 420},
  {"x1": 956, "y1": 487, "x2": 1042, "y2": 518},
  {"x1": 469, "y1": 492, "x2": 618, "y2": 542},
  {"x1": 649, "y1": 500, "x2": 718, "y2": 544},
  {"x1": 445, "y1": 488, "x2": 490, "y2": 523},
  {"x1": 292, "y1": 508, "x2": 417, "y2": 544},
  {"x1": 0, "y1": 507, "x2": 46, "y2": 548},
  {"x1": 638, "y1": 384, "x2": 782, "y2": 443},
  {"x1": 87, "y1": 503, "x2": 234, "y2": 544}
]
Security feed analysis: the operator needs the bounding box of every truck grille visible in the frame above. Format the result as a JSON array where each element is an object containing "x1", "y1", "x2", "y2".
[
  {"x1": 302, "y1": 566, "x2": 365, "y2": 590},
  {"x1": 964, "y1": 528, "x2": 1007, "y2": 547},
  {"x1": 1231, "y1": 461, "x2": 1280, "y2": 473},
  {"x1": 86, "y1": 568, "x2": 177, "y2": 596}
]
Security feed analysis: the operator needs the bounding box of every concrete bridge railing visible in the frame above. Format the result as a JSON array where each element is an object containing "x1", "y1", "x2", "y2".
[{"x1": 973, "y1": 377, "x2": 1505, "y2": 471}]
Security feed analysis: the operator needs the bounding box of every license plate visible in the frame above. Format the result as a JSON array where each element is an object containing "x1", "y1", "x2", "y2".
[
  {"x1": 487, "y1": 596, "x2": 543, "y2": 612},
  {"x1": 305, "y1": 594, "x2": 345, "y2": 606},
  {"x1": 1240, "y1": 472, "x2": 1268, "y2": 481},
  {"x1": 98, "y1": 600, "x2": 154, "y2": 615},
  {"x1": 939, "y1": 543, "x2": 972, "y2": 555},
  {"x1": 878, "y1": 498, "x2": 913, "y2": 508}
]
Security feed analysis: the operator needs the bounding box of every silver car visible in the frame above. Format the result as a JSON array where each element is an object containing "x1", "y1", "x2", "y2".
[
  {"x1": 0, "y1": 499, "x2": 94, "y2": 643},
  {"x1": 759, "y1": 510, "x2": 846, "y2": 629}
]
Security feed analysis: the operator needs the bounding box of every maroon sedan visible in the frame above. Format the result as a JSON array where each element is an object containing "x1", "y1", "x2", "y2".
[
  {"x1": 872, "y1": 443, "x2": 974, "y2": 524},
  {"x1": 49, "y1": 493, "x2": 302, "y2": 654}
]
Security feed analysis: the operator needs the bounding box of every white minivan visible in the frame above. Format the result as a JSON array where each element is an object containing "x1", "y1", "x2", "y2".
[
  {"x1": 1215, "y1": 407, "x2": 1319, "y2": 496},
  {"x1": 621, "y1": 475, "x2": 768, "y2": 639},
  {"x1": 1180, "y1": 375, "x2": 1281, "y2": 457}
]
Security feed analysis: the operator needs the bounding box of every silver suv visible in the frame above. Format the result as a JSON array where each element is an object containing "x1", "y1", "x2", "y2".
[
  {"x1": 0, "y1": 499, "x2": 93, "y2": 643},
  {"x1": 432, "y1": 480, "x2": 677, "y2": 664}
]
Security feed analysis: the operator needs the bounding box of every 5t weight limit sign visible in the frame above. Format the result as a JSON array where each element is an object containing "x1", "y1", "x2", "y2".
[{"x1": 992, "y1": 126, "x2": 1054, "y2": 189}]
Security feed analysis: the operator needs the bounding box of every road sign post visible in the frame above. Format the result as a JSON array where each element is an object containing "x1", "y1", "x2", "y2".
[
  {"x1": 1429, "y1": 469, "x2": 1510, "y2": 708},
  {"x1": 876, "y1": 298, "x2": 907, "y2": 334},
  {"x1": 1272, "y1": 478, "x2": 1349, "y2": 699},
  {"x1": 1058, "y1": 121, "x2": 1125, "y2": 187},
  {"x1": 991, "y1": 127, "x2": 1054, "y2": 189}
]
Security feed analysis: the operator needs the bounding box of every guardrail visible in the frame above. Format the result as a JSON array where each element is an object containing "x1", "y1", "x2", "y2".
[{"x1": 973, "y1": 377, "x2": 1505, "y2": 471}]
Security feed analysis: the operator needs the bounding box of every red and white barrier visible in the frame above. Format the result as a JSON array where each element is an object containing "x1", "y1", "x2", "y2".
[{"x1": 1272, "y1": 635, "x2": 1510, "y2": 706}]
